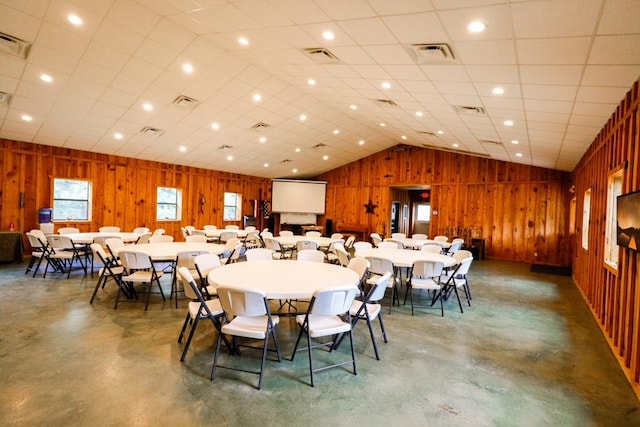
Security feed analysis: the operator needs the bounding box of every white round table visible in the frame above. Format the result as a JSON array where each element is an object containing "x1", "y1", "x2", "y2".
[
  {"x1": 202, "y1": 229, "x2": 249, "y2": 239},
  {"x1": 114, "y1": 242, "x2": 226, "y2": 261},
  {"x1": 207, "y1": 260, "x2": 359, "y2": 299},
  {"x1": 274, "y1": 235, "x2": 341, "y2": 248},
  {"x1": 355, "y1": 248, "x2": 456, "y2": 268},
  {"x1": 63, "y1": 232, "x2": 142, "y2": 244},
  {"x1": 387, "y1": 238, "x2": 451, "y2": 249}
]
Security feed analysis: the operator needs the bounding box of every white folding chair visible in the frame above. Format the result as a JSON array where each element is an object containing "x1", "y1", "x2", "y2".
[
  {"x1": 405, "y1": 260, "x2": 445, "y2": 316},
  {"x1": 117, "y1": 250, "x2": 165, "y2": 311}
]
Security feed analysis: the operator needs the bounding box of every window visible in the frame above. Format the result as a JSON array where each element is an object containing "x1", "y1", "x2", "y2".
[
  {"x1": 582, "y1": 188, "x2": 591, "y2": 250},
  {"x1": 224, "y1": 192, "x2": 242, "y2": 221},
  {"x1": 416, "y1": 204, "x2": 431, "y2": 222},
  {"x1": 53, "y1": 178, "x2": 92, "y2": 221},
  {"x1": 157, "y1": 187, "x2": 182, "y2": 221},
  {"x1": 605, "y1": 168, "x2": 624, "y2": 269}
]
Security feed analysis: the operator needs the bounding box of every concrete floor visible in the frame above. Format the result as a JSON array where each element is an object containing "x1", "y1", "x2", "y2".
[{"x1": 1, "y1": 257, "x2": 639, "y2": 426}]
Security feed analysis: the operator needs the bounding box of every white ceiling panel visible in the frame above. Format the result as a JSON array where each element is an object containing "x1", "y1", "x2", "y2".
[{"x1": 0, "y1": 0, "x2": 638, "y2": 177}]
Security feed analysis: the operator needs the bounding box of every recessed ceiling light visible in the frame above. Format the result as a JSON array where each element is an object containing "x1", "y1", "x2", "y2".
[
  {"x1": 333, "y1": 129, "x2": 339, "y2": 135},
  {"x1": 292, "y1": 168, "x2": 298, "y2": 173},
  {"x1": 179, "y1": 146, "x2": 187, "y2": 152},
  {"x1": 227, "y1": 155, "x2": 233, "y2": 161},
  {"x1": 452, "y1": 143, "x2": 459, "y2": 148},
  {"x1": 263, "y1": 163, "x2": 269, "y2": 167},
  {"x1": 511, "y1": 139, "x2": 519, "y2": 145},
  {"x1": 211, "y1": 122, "x2": 220, "y2": 130},
  {"x1": 143, "y1": 102, "x2": 153, "y2": 111},
  {"x1": 21, "y1": 114, "x2": 32, "y2": 122},
  {"x1": 114, "y1": 132, "x2": 123, "y2": 140},
  {"x1": 252, "y1": 93, "x2": 262, "y2": 102},
  {"x1": 437, "y1": 130, "x2": 444, "y2": 135},
  {"x1": 381, "y1": 82, "x2": 391, "y2": 90},
  {"x1": 182, "y1": 63, "x2": 194, "y2": 74},
  {"x1": 504, "y1": 120, "x2": 514, "y2": 126},
  {"x1": 468, "y1": 21, "x2": 487, "y2": 33},
  {"x1": 516, "y1": 152, "x2": 523, "y2": 157},
  {"x1": 323, "y1": 155, "x2": 329, "y2": 160},
  {"x1": 307, "y1": 78, "x2": 316, "y2": 86},
  {"x1": 238, "y1": 37, "x2": 249, "y2": 46},
  {"x1": 322, "y1": 30, "x2": 334, "y2": 41},
  {"x1": 401, "y1": 135, "x2": 407, "y2": 140},
  {"x1": 380, "y1": 122, "x2": 386, "y2": 127},
  {"x1": 350, "y1": 104, "x2": 358, "y2": 110},
  {"x1": 295, "y1": 148, "x2": 301, "y2": 153},
  {"x1": 259, "y1": 136, "x2": 267, "y2": 143},
  {"x1": 299, "y1": 114, "x2": 307, "y2": 121},
  {"x1": 358, "y1": 140, "x2": 365, "y2": 145},
  {"x1": 416, "y1": 111, "x2": 423, "y2": 117},
  {"x1": 40, "y1": 74, "x2": 53, "y2": 83},
  {"x1": 492, "y1": 87, "x2": 504, "y2": 95},
  {"x1": 68, "y1": 14, "x2": 83, "y2": 26}
]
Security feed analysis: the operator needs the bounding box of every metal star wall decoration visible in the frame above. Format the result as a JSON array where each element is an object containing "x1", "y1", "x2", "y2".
[{"x1": 364, "y1": 200, "x2": 378, "y2": 214}]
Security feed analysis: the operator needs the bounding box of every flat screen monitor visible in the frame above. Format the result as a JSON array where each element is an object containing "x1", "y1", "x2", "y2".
[{"x1": 616, "y1": 190, "x2": 640, "y2": 251}]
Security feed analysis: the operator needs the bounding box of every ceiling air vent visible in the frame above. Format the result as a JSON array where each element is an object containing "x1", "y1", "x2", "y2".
[
  {"x1": 479, "y1": 139, "x2": 503, "y2": 146},
  {"x1": 172, "y1": 95, "x2": 199, "y2": 108},
  {"x1": 375, "y1": 99, "x2": 398, "y2": 107},
  {"x1": 218, "y1": 144, "x2": 233, "y2": 150},
  {"x1": 454, "y1": 105, "x2": 487, "y2": 116},
  {"x1": 302, "y1": 47, "x2": 340, "y2": 64},
  {"x1": 407, "y1": 43, "x2": 455, "y2": 64},
  {"x1": 250, "y1": 122, "x2": 271, "y2": 130},
  {"x1": 416, "y1": 130, "x2": 436, "y2": 136},
  {"x1": 139, "y1": 126, "x2": 164, "y2": 136},
  {"x1": 311, "y1": 143, "x2": 328, "y2": 149},
  {"x1": 0, "y1": 91, "x2": 11, "y2": 106},
  {"x1": 280, "y1": 159, "x2": 292, "y2": 164},
  {"x1": 0, "y1": 32, "x2": 31, "y2": 59}
]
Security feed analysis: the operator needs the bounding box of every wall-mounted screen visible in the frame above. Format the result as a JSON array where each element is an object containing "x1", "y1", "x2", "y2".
[
  {"x1": 271, "y1": 179, "x2": 326, "y2": 214},
  {"x1": 616, "y1": 190, "x2": 640, "y2": 251}
]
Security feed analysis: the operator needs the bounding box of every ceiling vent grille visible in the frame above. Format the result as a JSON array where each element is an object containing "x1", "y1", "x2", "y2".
[
  {"x1": 375, "y1": 99, "x2": 398, "y2": 107},
  {"x1": 416, "y1": 130, "x2": 436, "y2": 136},
  {"x1": 139, "y1": 126, "x2": 164, "y2": 136},
  {"x1": 302, "y1": 47, "x2": 340, "y2": 64},
  {"x1": 0, "y1": 91, "x2": 11, "y2": 106},
  {"x1": 407, "y1": 43, "x2": 455, "y2": 64},
  {"x1": 217, "y1": 144, "x2": 233, "y2": 150},
  {"x1": 172, "y1": 95, "x2": 199, "y2": 108},
  {"x1": 422, "y1": 144, "x2": 491, "y2": 158},
  {"x1": 250, "y1": 122, "x2": 271, "y2": 130},
  {"x1": 0, "y1": 32, "x2": 31, "y2": 59},
  {"x1": 479, "y1": 139, "x2": 503, "y2": 146},
  {"x1": 280, "y1": 159, "x2": 292, "y2": 164},
  {"x1": 454, "y1": 105, "x2": 487, "y2": 116},
  {"x1": 312, "y1": 143, "x2": 328, "y2": 149}
]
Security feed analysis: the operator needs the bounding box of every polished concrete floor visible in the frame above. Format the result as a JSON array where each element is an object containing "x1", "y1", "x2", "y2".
[{"x1": 1, "y1": 257, "x2": 639, "y2": 426}]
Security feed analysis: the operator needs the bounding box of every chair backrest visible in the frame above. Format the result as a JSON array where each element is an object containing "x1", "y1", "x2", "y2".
[
  {"x1": 335, "y1": 246, "x2": 350, "y2": 267},
  {"x1": 225, "y1": 225, "x2": 240, "y2": 230},
  {"x1": 216, "y1": 285, "x2": 268, "y2": 317},
  {"x1": 190, "y1": 229, "x2": 207, "y2": 236},
  {"x1": 261, "y1": 231, "x2": 273, "y2": 239},
  {"x1": 244, "y1": 231, "x2": 262, "y2": 247},
  {"x1": 352, "y1": 241, "x2": 373, "y2": 252},
  {"x1": 433, "y1": 235, "x2": 448, "y2": 242},
  {"x1": 99, "y1": 226, "x2": 120, "y2": 232},
  {"x1": 203, "y1": 225, "x2": 217, "y2": 230},
  {"x1": 296, "y1": 249, "x2": 325, "y2": 263},
  {"x1": 194, "y1": 253, "x2": 222, "y2": 279},
  {"x1": 176, "y1": 250, "x2": 209, "y2": 269},
  {"x1": 367, "y1": 271, "x2": 392, "y2": 302},
  {"x1": 365, "y1": 256, "x2": 394, "y2": 276},
  {"x1": 421, "y1": 244, "x2": 442, "y2": 253},
  {"x1": 344, "y1": 235, "x2": 356, "y2": 249},
  {"x1": 296, "y1": 240, "x2": 318, "y2": 251},
  {"x1": 245, "y1": 226, "x2": 256, "y2": 232},
  {"x1": 263, "y1": 237, "x2": 281, "y2": 252},
  {"x1": 223, "y1": 237, "x2": 240, "y2": 252},
  {"x1": 412, "y1": 260, "x2": 445, "y2": 279},
  {"x1": 178, "y1": 266, "x2": 201, "y2": 300},
  {"x1": 30, "y1": 229, "x2": 48, "y2": 243},
  {"x1": 149, "y1": 235, "x2": 174, "y2": 243},
  {"x1": 377, "y1": 241, "x2": 399, "y2": 250},
  {"x1": 185, "y1": 234, "x2": 207, "y2": 243},
  {"x1": 452, "y1": 250, "x2": 473, "y2": 264},
  {"x1": 412, "y1": 233, "x2": 428, "y2": 240},
  {"x1": 93, "y1": 235, "x2": 119, "y2": 249},
  {"x1": 245, "y1": 248, "x2": 274, "y2": 261},
  {"x1": 453, "y1": 256, "x2": 473, "y2": 277},
  {"x1": 152, "y1": 228, "x2": 165, "y2": 236},
  {"x1": 370, "y1": 234, "x2": 382, "y2": 247},
  {"x1": 105, "y1": 237, "x2": 125, "y2": 258},
  {"x1": 447, "y1": 241, "x2": 463, "y2": 255},
  {"x1": 135, "y1": 232, "x2": 151, "y2": 244},
  {"x1": 185, "y1": 225, "x2": 196, "y2": 234},
  {"x1": 370, "y1": 233, "x2": 381, "y2": 240},
  {"x1": 180, "y1": 227, "x2": 190, "y2": 239},
  {"x1": 90, "y1": 243, "x2": 115, "y2": 266},
  {"x1": 305, "y1": 231, "x2": 322, "y2": 237},
  {"x1": 219, "y1": 231, "x2": 238, "y2": 243},
  {"x1": 347, "y1": 257, "x2": 369, "y2": 281},
  {"x1": 58, "y1": 227, "x2": 79, "y2": 234},
  {"x1": 451, "y1": 238, "x2": 464, "y2": 245},
  {"x1": 133, "y1": 227, "x2": 150, "y2": 234},
  {"x1": 383, "y1": 239, "x2": 404, "y2": 249},
  {"x1": 47, "y1": 234, "x2": 74, "y2": 250},
  {"x1": 26, "y1": 231, "x2": 46, "y2": 250},
  {"x1": 309, "y1": 286, "x2": 358, "y2": 316},
  {"x1": 279, "y1": 230, "x2": 293, "y2": 236},
  {"x1": 391, "y1": 233, "x2": 406, "y2": 239},
  {"x1": 331, "y1": 233, "x2": 344, "y2": 240},
  {"x1": 119, "y1": 250, "x2": 153, "y2": 271}
]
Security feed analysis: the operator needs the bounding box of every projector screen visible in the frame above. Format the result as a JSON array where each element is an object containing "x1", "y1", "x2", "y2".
[{"x1": 271, "y1": 179, "x2": 326, "y2": 214}]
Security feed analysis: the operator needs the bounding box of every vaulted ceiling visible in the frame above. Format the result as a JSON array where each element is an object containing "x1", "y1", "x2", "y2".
[{"x1": 1, "y1": 0, "x2": 639, "y2": 178}]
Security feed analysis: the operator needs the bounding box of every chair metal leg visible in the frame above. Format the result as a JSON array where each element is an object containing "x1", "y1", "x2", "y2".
[{"x1": 180, "y1": 316, "x2": 199, "y2": 361}]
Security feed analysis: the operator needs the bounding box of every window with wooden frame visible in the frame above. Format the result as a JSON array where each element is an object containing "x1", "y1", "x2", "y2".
[
  {"x1": 582, "y1": 188, "x2": 591, "y2": 251},
  {"x1": 52, "y1": 178, "x2": 92, "y2": 221},
  {"x1": 223, "y1": 192, "x2": 242, "y2": 221},
  {"x1": 157, "y1": 187, "x2": 182, "y2": 221},
  {"x1": 604, "y1": 166, "x2": 624, "y2": 270}
]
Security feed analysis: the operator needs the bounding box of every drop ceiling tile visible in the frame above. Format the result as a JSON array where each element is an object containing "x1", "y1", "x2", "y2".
[
  {"x1": 148, "y1": 17, "x2": 195, "y2": 52},
  {"x1": 0, "y1": 3, "x2": 42, "y2": 41},
  {"x1": 597, "y1": 0, "x2": 640, "y2": 35},
  {"x1": 524, "y1": 99, "x2": 573, "y2": 114},
  {"x1": 82, "y1": 42, "x2": 131, "y2": 72},
  {"x1": 465, "y1": 65, "x2": 520, "y2": 84},
  {"x1": 511, "y1": 0, "x2": 601, "y2": 38},
  {"x1": 109, "y1": 74, "x2": 150, "y2": 97},
  {"x1": 315, "y1": 0, "x2": 376, "y2": 20},
  {"x1": 572, "y1": 102, "x2": 617, "y2": 117},
  {"x1": 421, "y1": 65, "x2": 470, "y2": 82},
  {"x1": 99, "y1": 88, "x2": 138, "y2": 108},
  {"x1": 338, "y1": 18, "x2": 397, "y2": 45},
  {"x1": 589, "y1": 35, "x2": 640, "y2": 65},
  {"x1": 35, "y1": 22, "x2": 91, "y2": 58},
  {"x1": 437, "y1": 4, "x2": 514, "y2": 41},
  {"x1": 106, "y1": 0, "x2": 160, "y2": 36},
  {"x1": 522, "y1": 84, "x2": 577, "y2": 101},
  {"x1": 266, "y1": 0, "x2": 331, "y2": 25},
  {"x1": 576, "y1": 86, "x2": 631, "y2": 104},
  {"x1": 134, "y1": 38, "x2": 179, "y2": 69},
  {"x1": 517, "y1": 37, "x2": 591, "y2": 65},
  {"x1": 455, "y1": 40, "x2": 516, "y2": 65},
  {"x1": 72, "y1": 61, "x2": 118, "y2": 86},
  {"x1": 582, "y1": 65, "x2": 640, "y2": 88},
  {"x1": 93, "y1": 20, "x2": 145, "y2": 55},
  {"x1": 382, "y1": 12, "x2": 448, "y2": 44},
  {"x1": 433, "y1": 81, "x2": 476, "y2": 95},
  {"x1": 519, "y1": 65, "x2": 583, "y2": 85},
  {"x1": 361, "y1": 45, "x2": 415, "y2": 65}
]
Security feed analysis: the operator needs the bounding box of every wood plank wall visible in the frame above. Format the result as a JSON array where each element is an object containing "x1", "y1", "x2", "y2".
[
  {"x1": 572, "y1": 80, "x2": 640, "y2": 397},
  {"x1": 316, "y1": 145, "x2": 573, "y2": 266},
  {"x1": 0, "y1": 140, "x2": 272, "y2": 243}
]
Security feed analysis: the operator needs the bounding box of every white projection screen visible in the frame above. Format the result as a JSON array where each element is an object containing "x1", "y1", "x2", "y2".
[{"x1": 271, "y1": 179, "x2": 327, "y2": 214}]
